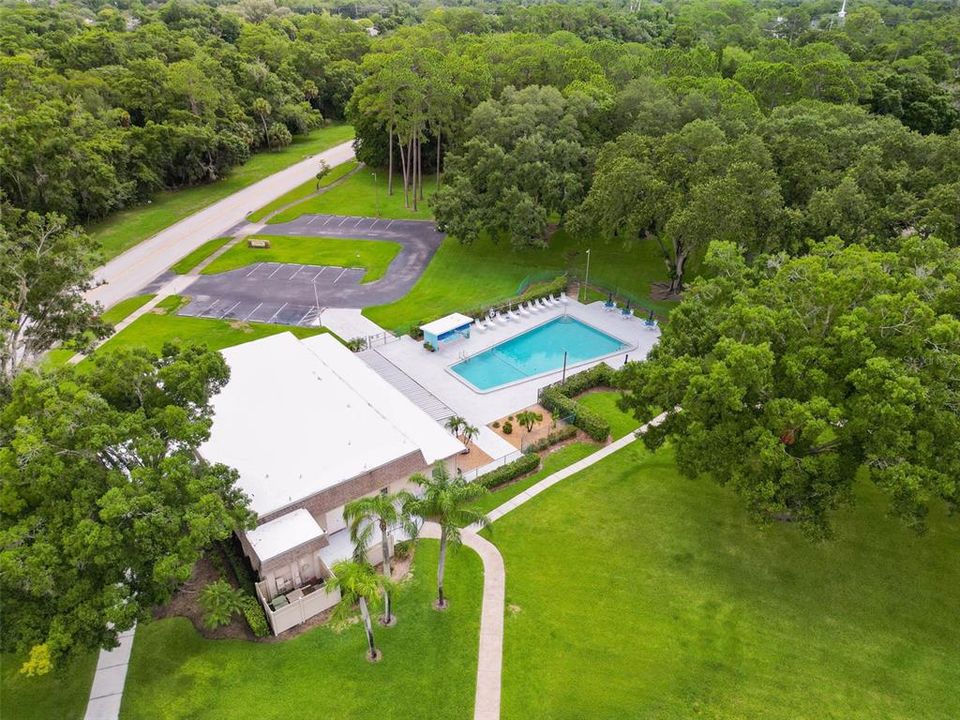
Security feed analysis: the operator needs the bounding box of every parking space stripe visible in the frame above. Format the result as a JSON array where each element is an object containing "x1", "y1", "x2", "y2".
[
  {"x1": 385, "y1": 220, "x2": 395, "y2": 229},
  {"x1": 334, "y1": 268, "x2": 348, "y2": 283},
  {"x1": 313, "y1": 267, "x2": 325, "y2": 280},
  {"x1": 338, "y1": 216, "x2": 349, "y2": 226},
  {"x1": 321, "y1": 216, "x2": 333, "y2": 225},
  {"x1": 244, "y1": 302, "x2": 263, "y2": 321},
  {"x1": 267, "y1": 302, "x2": 287, "y2": 324},
  {"x1": 297, "y1": 307, "x2": 314, "y2": 325},
  {"x1": 267, "y1": 264, "x2": 283, "y2": 279},
  {"x1": 219, "y1": 301, "x2": 241, "y2": 319},
  {"x1": 246, "y1": 263, "x2": 262, "y2": 277},
  {"x1": 353, "y1": 217, "x2": 364, "y2": 227},
  {"x1": 289, "y1": 264, "x2": 304, "y2": 279}
]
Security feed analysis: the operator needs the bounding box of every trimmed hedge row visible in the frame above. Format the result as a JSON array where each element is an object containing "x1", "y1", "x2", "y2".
[
  {"x1": 524, "y1": 424, "x2": 577, "y2": 452},
  {"x1": 476, "y1": 452, "x2": 540, "y2": 489},
  {"x1": 540, "y1": 388, "x2": 610, "y2": 442},
  {"x1": 239, "y1": 594, "x2": 270, "y2": 638},
  {"x1": 552, "y1": 363, "x2": 615, "y2": 398}
]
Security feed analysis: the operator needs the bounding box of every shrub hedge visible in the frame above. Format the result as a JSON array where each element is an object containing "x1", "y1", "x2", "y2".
[
  {"x1": 524, "y1": 424, "x2": 577, "y2": 452},
  {"x1": 540, "y1": 388, "x2": 610, "y2": 442},
  {"x1": 553, "y1": 364, "x2": 615, "y2": 398},
  {"x1": 239, "y1": 594, "x2": 270, "y2": 638},
  {"x1": 476, "y1": 452, "x2": 540, "y2": 489}
]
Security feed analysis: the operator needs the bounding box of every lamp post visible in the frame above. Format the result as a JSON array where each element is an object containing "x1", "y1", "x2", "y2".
[
  {"x1": 373, "y1": 171, "x2": 381, "y2": 217},
  {"x1": 561, "y1": 350, "x2": 568, "y2": 383},
  {"x1": 581, "y1": 249, "x2": 591, "y2": 303}
]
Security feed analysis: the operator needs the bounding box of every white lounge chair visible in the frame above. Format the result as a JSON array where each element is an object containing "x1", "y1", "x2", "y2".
[
  {"x1": 497, "y1": 312, "x2": 510, "y2": 325},
  {"x1": 518, "y1": 303, "x2": 530, "y2": 317},
  {"x1": 474, "y1": 320, "x2": 486, "y2": 333},
  {"x1": 523, "y1": 301, "x2": 537, "y2": 314},
  {"x1": 508, "y1": 307, "x2": 521, "y2": 321},
  {"x1": 537, "y1": 297, "x2": 549, "y2": 310}
]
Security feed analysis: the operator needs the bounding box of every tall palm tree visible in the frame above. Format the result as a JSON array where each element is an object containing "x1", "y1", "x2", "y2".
[
  {"x1": 460, "y1": 423, "x2": 479, "y2": 451},
  {"x1": 445, "y1": 415, "x2": 465, "y2": 437},
  {"x1": 327, "y1": 560, "x2": 390, "y2": 661},
  {"x1": 405, "y1": 463, "x2": 490, "y2": 609},
  {"x1": 343, "y1": 489, "x2": 417, "y2": 625}
]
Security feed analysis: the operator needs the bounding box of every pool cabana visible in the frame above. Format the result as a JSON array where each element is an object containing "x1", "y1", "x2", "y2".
[{"x1": 421, "y1": 313, "x2": 474, "y2": 351}]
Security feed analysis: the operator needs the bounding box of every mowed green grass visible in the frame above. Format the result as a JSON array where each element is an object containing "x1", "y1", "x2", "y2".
[
  {"x1": 119, "y1": 541, "x2": 481, "y2": 720},
  {"x1": 364, "y1": 230, "x2": 673, "y2": 333},
  {"x1": 1, "y1": 651, "x2": 98, "y2": 720},
  {"x1": 469, "y1": 441, "x2": 599, "y2": 519},
  {"x1": 96, "y1": 296, "x2": 327, "y2": 355},
  {"x1": 489, "y1": 444, "x2": 960, "y2": 720},
  {"x1": 202, "y1": 235, "x2": 402, "y2": 283},
  {"x1": 170, "y1": 237, "x2": 234, "y2": 274},
  {"x1": 269, "y1": 167, "x2": 436, "y2": 223},
  {"x1": 575, "y1": 389, "x2": 638, "y2": 439},
  {"x1": 248, "y1": 159, "x2": 359, "y2": 222},
  {"x1": 88, "y1": 125, "x2": 354, "y2": 260}
]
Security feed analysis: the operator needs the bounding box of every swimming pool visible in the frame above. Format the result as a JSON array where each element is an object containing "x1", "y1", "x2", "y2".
[{"x1": 450, "y1": 316, "x2": 628, "y2": 392}]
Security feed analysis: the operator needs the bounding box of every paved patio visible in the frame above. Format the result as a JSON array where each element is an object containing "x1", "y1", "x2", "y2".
[{"x1": 367, "y1": 296, "x2": 661, "y2": 457}]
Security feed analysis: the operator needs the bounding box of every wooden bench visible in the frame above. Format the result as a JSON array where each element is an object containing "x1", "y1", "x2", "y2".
[{"x1": 247, "y1": 238, "x2": 271, "y2": 249}]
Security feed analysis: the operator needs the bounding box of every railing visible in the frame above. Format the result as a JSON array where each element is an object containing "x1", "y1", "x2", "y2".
[
  {"x1": 457, "y1": 449, "x2": 525, "y2": 483},
  {"x1": 256, "y1": 578, "x2": 340, "y2": 636},
  {"x1": 364, "y1": 331, "x2": 398, "y2": 349}
]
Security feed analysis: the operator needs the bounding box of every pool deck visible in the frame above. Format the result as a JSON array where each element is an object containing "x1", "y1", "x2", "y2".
[{"x1": 370, "y1": 296, "x2": 661, "y2": 460}]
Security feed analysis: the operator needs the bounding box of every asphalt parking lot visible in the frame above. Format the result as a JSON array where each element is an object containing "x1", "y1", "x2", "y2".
[{"x1": 178, "y1": 214, "x2": 444, "y2": 327}]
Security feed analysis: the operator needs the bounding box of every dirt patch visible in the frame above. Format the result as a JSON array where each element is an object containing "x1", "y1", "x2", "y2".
[
  {"x1": 650, "y1": 281, "x2": 683, "y2": 302},
  {"x1": 489, "y1": 403, "x2": 566, "y2": 450},
  {"x1": 453, "y1": 441, "x2": 493, "y2": 472},
  {"x1": 153, "y1": 554, "x2": 255, "y2": 641}
]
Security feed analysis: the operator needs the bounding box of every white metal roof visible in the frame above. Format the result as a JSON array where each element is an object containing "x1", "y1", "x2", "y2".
[
  {"x1": 200, "y1": 332, "x2": 463, "y2": 516},
  {"x1": 420, "y1": 313, "x2": 474, "y2": 336},
  {"x1": 246, "y1": 509, "x2": 324, "y2": 563}
]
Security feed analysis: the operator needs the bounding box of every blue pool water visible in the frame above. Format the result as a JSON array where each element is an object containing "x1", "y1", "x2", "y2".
[{"x1": 451, "y1": 316, "x2": 627, "y2": 392}]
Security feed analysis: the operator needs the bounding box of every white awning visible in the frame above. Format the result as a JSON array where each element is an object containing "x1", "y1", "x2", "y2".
[
  {"x1": 420, "y1": 313, "x2": 474, "y2": 336},
  {"x1": 246, "y1": 509, "x2": 324, "y2": 563}
]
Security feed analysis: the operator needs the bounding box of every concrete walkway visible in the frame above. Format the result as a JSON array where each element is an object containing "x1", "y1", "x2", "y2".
[
  {"x1": 83, "y1": 625, "x2": 136, "y2": 720},
  {"x1": 420, "y1": 523, "x2": 504, "y2": 720}
]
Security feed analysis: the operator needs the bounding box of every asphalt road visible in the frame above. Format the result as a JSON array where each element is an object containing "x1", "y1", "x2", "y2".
[
  {"x1": 84, "y1": 141, "x2": 356, "y2": 309},
  {"x1": 182, "y1": 214, "x2": 444, "y2": 313}
]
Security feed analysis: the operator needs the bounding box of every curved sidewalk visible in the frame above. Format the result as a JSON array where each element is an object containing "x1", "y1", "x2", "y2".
[{"x1": 421, "y1": 522, "x2": 505, "y2": 720}]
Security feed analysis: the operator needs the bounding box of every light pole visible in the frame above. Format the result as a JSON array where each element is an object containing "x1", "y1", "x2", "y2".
[
  {"x1": 581, "y1": 249, "x2": 591, "y2": 303},
  {"x1": 373, "y1": 171, "x2": 381, "y2": 217}
]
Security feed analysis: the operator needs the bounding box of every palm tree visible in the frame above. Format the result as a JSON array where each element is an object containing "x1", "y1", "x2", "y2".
[
  {"x1": 445, "y1": 415, "x2": 465, "y2": 437},
  {"x1": 516, "y1": 410, "x2": 543, "y2": 438},
  {"x1": 327, "y1": 560, "x2": 390, "y2": 661},
  {"x1": 460, "y1": 423, "x2": 479, "y2": 452},
  {"x1": 405, "y1": 463, "x2": 490, "y2": 609},
  {"x1": 343, "y1": 489, "x2": 417, "y2": 625}
]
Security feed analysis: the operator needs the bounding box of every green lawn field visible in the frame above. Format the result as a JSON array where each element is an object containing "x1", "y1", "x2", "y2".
[
  {"x1": 119, "y1": 541, "x2": 481, "y2": 720},
  {"x1": 1, "y1": 651, "x2": 97, "y2": 720},
  {"x1": 364, "y1": 230, "x2": 674, "y2": 334},
  {"x1": 170, "y1": 237, "x2": 234, "y2": 274},
  {"x1": 202, "y1": 235, "x2": 402, "y2": 283},
  {"x1": 575, "y1": 389, "x2": 638, "y2": 439},
  {"x1": 269, "y1": 167, "x2": 436, "y2": 223},
  {"x1": 96, "y1": 296, "x2": 327, "y2": 355},
  {"x1": 248, "y1": 159, "x2": 360, "y2": 222},
  {"x1": 88, "y1": 125, "x2": 354, "y2": 260},
  {"x1": 489, "y1": 444, "x2": 960, "y2": 720}
]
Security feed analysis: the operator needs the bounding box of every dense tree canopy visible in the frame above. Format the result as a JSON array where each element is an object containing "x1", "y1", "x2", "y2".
[
  {"x1": 618, "y1": 238, "x2": 960, "y2": 537},
  {"x1": 0, "y1": 345, "x2": 253, "y2": 670}
]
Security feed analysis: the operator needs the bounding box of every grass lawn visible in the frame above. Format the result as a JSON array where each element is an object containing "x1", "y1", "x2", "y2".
[
  {"x1": 364, "y1": 230, "x2": 674, "y2": 334},
  {"x1": 469, "y1": 441, "x2": 599, "y2": 519},
  {"x1": 170, "y1": 237, "x2": 234, "y2": 274},
  {"x1": 248, "y1": 160, "x2": 359, "y2": 222},
  {"x1": 489, "y1": 444, "x2": 960, "y2": 719},
  {"x1": 88, "y1": 125, "x2": 354, "y2": 260},
  {"x1": 96, "y1": 296, "x2": 327, "y2": 356},
  {"x1": 269, "y1": 166, "x2": 436, "y2": 223},
  {"x1": 575, "y1": 390, "x2": 638, "y2": 439},
  {"x1": 202, "y1": 235, "x2": 402, "y2": 283},
  {"x1": 119, "y1": 541, "x2": 481, "y2": 720},
  {"x1": 1, "y1": 651, "x2": 98, "y2": 720},
  {"x1": 43, "y1": 294, "x2": 157, "y2": 369}
]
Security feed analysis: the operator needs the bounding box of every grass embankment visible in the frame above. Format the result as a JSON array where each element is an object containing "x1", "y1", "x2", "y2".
[
  {"x1": 97, "y1": 295, "x2": 327, "y2": 355},
  {"x1": 119, "y1": 541, "x2": 481, "y2": 720},
  {"x1": 269, "y1": 167, "x2": 436, "y2": 223},
  {"x1": 202, "y1": 235, "x2": 402, "y2": 283},
  {"x1": 490, "y1": 444, "x2": 960, "y2": 719},
  {"x1": 88, "y1": 125, "x2": 354, "y2": 260},
  {"x1": 170, "y1": 237, "x2": 234, "y2": 274},
  {"x1": 364, "y1": 230, "x2": 674, "y2": 333},
  {"x1": 1, "y1": 651, "x2": 98, "y2": 720},
  {"x1": 248, "y1": 159, "x2": 360, "y2": 222},
  {"x1": 43, "y1": 294, "x2": 158, "y2": 368}
]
